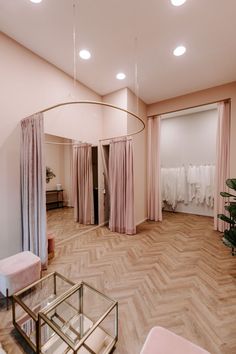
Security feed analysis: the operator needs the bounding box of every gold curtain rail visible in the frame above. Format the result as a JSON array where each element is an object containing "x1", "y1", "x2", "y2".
[{"x1": 30, "y1": 100, "x2": 145, "y2": 141}]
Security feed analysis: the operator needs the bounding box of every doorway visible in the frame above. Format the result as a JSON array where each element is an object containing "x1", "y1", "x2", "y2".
[{"x1": 160, "y1": 103, "x2": 218, "y2": 217}]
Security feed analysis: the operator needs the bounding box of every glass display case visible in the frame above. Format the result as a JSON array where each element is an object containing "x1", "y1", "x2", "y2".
[
  {"x1": 13, "y1": 273, "x2": 118, "y2": 353},
  {"x1": 13, "y1": 272, "x2": 75, "y2": 352}
]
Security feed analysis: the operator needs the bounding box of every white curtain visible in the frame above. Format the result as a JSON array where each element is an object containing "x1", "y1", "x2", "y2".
[
  {"x1": 109, "y1": 138, "x2": 136, "y2": 235},
  {"x1": 214, "y1": 101, "x2": 230, "y2": 231},
  {"x1": 147, "y1": 116, "x2": 162, "y2": 221},
  {"x1": 73, "y1": 143, "x2": 94, "y2": 225},
  {"x1": 20, "y1": 113, "x2": 47, "y2": 266}
]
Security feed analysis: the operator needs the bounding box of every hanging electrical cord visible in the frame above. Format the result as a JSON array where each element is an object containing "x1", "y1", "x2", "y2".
[
  {"x1": 72, "y1": 0, "x2": 77, "y2": 92},
  {"x1": 23, "y1": 0, "x2": 145, "y2": 141}
]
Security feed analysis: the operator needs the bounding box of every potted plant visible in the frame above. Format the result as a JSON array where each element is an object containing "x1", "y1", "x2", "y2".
[
  {"x1": 46, "y1": 166, "x2": 56, "y2": 184},
  {"x1": 217, "y1": 178, "x2": 236, "y2": 256}
]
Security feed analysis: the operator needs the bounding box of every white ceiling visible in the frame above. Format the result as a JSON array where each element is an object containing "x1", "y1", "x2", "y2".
[{"x1": 1, "y1": 0, "x2": 236, "y2": 104}]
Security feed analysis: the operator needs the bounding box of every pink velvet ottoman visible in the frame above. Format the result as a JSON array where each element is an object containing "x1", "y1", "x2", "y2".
[
  {"x1": 140, "y1": 327, "x2": 210, "y2": 354},
  {"x1": 0, "y1": 251, "x2": 41, "y2": 309}
]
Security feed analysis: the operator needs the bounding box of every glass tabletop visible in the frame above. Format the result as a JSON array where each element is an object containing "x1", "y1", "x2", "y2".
[
  {"x1": 13, "y1": 272, "x2": 75, "y2": 346},
  {"x1": 39, "y1": 282, "x2": 118, "y2": 353}
]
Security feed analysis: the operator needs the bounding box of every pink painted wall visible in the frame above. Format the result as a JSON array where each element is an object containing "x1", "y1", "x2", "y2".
[
  {"x1": 102, "y1": 88, "x2": 148, "y2": 226},
  {"x1": 0, "y1": 33, "x2": 102, "y2": 259},
  {"x1": 0, "y1": 33, "x2": 148, "y2": 259},
  {"x1": 127, "y1": 89, "x2": 147, "y2": 225},
  {"x1": 147, "y1": 81, "x2": 236, "y2": 176},
  {"x1": 102, "y1": 88, "x2": 128, "y2": 138}
]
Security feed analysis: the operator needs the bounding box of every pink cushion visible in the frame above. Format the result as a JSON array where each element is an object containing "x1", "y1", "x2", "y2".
[
  {"x1": 0, "y1": 251, "x2": 41, "y2": 296},
  {"x1": 140, "y1": 327, "x2": 210, "y2": 354}
]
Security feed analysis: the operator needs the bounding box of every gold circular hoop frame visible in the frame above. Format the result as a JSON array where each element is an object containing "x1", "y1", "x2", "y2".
[{"x1": 38, "y1": 100, "x2": 145, "y2": 142}]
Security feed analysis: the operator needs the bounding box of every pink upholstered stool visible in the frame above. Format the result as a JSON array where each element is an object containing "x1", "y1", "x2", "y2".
[
  {"x1": 0, "y1": 251, "x2": 41, "y2": 309},
  {"x1": 47, "y1": 233, "x2": 55, "y2": 260},
  {"x1": 140, "y1": 327, "x2": 210, "y2": 354}
]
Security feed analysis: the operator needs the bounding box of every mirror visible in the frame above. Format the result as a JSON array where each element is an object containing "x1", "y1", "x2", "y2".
[{"x1": 45, "y1": 133, "x2": 99, "y2": 247}]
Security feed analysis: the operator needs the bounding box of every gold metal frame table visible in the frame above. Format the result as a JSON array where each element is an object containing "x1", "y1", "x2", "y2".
[{"x1": 13, "y1": 272, "x2": 118, "y2": 354}]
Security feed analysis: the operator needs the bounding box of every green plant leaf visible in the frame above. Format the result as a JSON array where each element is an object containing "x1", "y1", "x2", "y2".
[
  {"x1": 220, "y1": 192, "x2": 236, "y2": 198},
  {"x1": 225, "y1": 204, "x2": 236, "y2": 217},
  {"x1": 217, "y1": 214, "x2": 235, "y2": 224},
  {"x1": 224, "y1": 228, "x2": 236, "y2": 247},
  {"x1": 226, "y1": 178, "x2": 236, "y2": 191},
  {"x1": 222, "y1": 236, "x2": 234, "y2": 248}
]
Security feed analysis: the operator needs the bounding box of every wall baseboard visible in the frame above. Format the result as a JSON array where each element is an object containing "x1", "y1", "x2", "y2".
[
  {"x1": 56, "y1": 221, "x2": 108, "y2": 246},
  {"x1": 136, "y1": 217, "x2": 147, "y2": 226},
  {"x1": 56, "y1": 219, "x2": 147, "y2": 247},
  {"x1": 99, "y1": 221, "x2": 109, "y2": 227}
]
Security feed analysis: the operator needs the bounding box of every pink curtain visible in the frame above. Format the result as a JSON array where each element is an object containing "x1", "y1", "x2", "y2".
[
  {"x1": 100, "y1": 144, "x2": 110, "y2": 222},
  {"x1": 20, "y1": 113, "x2": 47, "y2": 266},
  {"x1": 147, "y1": 116, "x2": 162, "y2": 221},
  {"x1": 109, "y1": 138, "x2": 136, "y2": 235},
  {"x1": 73, "y1": 143, "x2": 94, "y2": 225},
  {"x1": 214, "y1": 101, "x2": 230, "y2": 231}
]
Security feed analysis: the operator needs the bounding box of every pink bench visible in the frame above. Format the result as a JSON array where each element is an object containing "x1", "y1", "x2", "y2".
[
  {"x1": 141, "y1": 327, "x2": 210, "y2": 354},
  {"x1": 0, "y1": 251, "x2": 41, "y2": 309}
]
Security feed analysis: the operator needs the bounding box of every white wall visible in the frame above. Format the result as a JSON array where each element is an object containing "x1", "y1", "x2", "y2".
[
  {"x1": 0, "y1": 33, "x2": 102, "y2": 259},
  {"x1": 147, "y1": 81, "x2": 236, "y2": 177},
  {"x1": 160, "y1": 108, "x2": 218, "y2": 216}
]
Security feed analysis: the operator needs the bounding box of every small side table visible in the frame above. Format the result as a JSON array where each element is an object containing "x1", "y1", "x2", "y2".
[
  {"x1": 13, "y1": 272, "x2": 74, "y2": 352},
  {"x1": 46, "y1": 190, "x2": 64, "y2": 210},
  {"x1": 13, "y1": 272, "x2": 118, "y2": 353}
]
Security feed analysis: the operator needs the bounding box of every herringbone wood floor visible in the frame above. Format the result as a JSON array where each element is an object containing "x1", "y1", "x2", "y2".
[
  {"x1": 1, "y1": 212, "x2": 236, "y2": 354},
  {"x1": 47, "y1": 207, "x2": 95, "y2": 245}
]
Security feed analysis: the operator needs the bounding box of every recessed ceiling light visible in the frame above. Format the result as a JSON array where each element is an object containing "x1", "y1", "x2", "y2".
[
  {"x1": 173, "y1": 45, "x2": 186, "y2": 56},
  {"x1": 30, "y1": 0, "x2": 42, "y2": 3},
  {"x1": 171, "y1": 0, "x2": 186, "y2": 6},
  {"x1": 116, "y1": 73, "x2": 126, "y2": 80},
  {"x1": 79, "y1": 49, "x2": 91, "y2": 60}
]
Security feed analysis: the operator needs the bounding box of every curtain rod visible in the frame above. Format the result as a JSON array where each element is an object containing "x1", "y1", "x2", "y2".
[
  {"x1": 33, "y1": 100, "x2": 145, "y2": 141},
  {"x1": 147, "y1": 98, "x2": 231, "y2": 118},
  {"x1": 45, "y1": 141, "x2": 73, "y2": 145},
  {"x1": 45, "y1": 141, "x2": 98, "y2": 147}
]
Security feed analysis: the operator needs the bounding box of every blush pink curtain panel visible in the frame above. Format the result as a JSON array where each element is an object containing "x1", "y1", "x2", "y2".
[
  {"x1": 73, "y1": 143, "x2": 94, "y2": 225},
  {"x1": 100, "y1": 144, "x2": 110, "y2": 222},
  {"x1": 20, "y1": 113, "x2": 47, "y2": 266},
  {"x1": 109, "y1": 138, "x2": 136, "y2": 235},
  {"x1": 214, "y1": 101, "x2": 230, "y2": 232},
  {"x1": 147, "y1": 116, "x2": 162, "y2": 221}
]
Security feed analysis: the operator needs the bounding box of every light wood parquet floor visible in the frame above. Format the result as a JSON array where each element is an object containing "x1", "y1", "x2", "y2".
[
  {"x1": 47, "y1": 207, "x2": 95, "y2": 245},
  {"x1": 1, "y1": 212, "x2": 236, "y2": 354}
]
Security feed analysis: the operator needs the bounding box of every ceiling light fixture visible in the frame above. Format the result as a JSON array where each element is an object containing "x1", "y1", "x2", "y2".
[
  {"x1": 116, "y1": 73, "x2": 126, "y2": 80},
  {"x1": 79, "y1": 49, "x2": 91, "y2": 60},
  {"x1": 173, "y1": 45, "x2": 186, "y2": 56},
  {"x1": 171, "y1": 0, "x2": 186, "y2": 6},
  {"x1": 30, "y1": 0, "x2": 42, "y2": 3}
]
